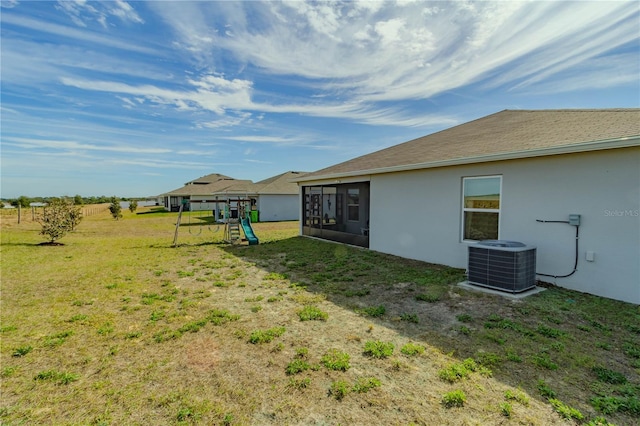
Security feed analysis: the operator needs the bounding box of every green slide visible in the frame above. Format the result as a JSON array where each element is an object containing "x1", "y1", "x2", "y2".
[{"x1": 240, "y1": 217, "x2": 259, "y2": 245}]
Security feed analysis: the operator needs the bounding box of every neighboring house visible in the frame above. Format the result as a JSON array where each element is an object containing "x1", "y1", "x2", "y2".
[
  {"x1": 293, "y1": 109, "x2": 640, "y2": 304},
  {"x1": 160, "y1": 171, "x2": 305, "y2": 222}
]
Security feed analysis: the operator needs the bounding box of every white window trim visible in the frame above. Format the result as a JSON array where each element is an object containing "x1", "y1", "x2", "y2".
[
  {"x1": 347, "y1": 188, "x2": 360, "y2": 222},
  {"x1": 461, "y1": 175, "x2": 502, "y2": 242}
]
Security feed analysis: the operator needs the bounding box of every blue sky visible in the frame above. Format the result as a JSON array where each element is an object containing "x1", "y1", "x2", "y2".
[{"x1": 1, "y1": 0, "x2": 639, "y2": 198}]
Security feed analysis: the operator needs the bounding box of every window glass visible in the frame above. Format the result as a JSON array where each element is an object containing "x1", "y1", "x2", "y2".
[
  {"x1": 464, "y1": 177, "x2": 500, "y2": 209},
  {"x1": 462, "y1": 176, "x2": 501, "y2": 240},
  {"x1": 347, "y1": 188, "x2": 359, "y2": 221}
]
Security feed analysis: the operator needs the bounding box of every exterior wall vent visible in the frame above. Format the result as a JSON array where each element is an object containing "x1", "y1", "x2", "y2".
[{"x1": 468, "y1": 240, "x2": 537, "y2": 293}]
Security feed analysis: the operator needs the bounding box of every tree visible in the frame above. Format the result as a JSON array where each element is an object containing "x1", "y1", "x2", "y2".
[
  {"x1": 12, "y1": 196, "x2": 30, "y2": 208},
  {"x1": 37, "y1": 198, "x2": 82, "y2": 244},
  {"x1": 109, "y1": 197, "x2": 122, "y2": 220},
  {"x1": 128, "y1": 199, "x2": 138, "y2": 213},
  {"x1": 74, "y1": 194, "x2": 83, "y2": 205}
]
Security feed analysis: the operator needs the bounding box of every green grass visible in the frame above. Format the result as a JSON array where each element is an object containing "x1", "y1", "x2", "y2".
[
  {"x1": 442, "y1": 390, "x2": 466, "y2": 408},
  {"x1": 298, "y1": 305, "x2": 328, "y2": 321},
  {"x1": 321, "y1": 349, "x2": 351, "y2": 371},
  {"x1": 249, "y1": 326, "x2": 286, "y2": 344},
  {"x1": 363, "y1": 340, "x2": 394, "y2": 359},
  {"x1": 2, "y1": 210, "x2": 639, "y2": 425}
]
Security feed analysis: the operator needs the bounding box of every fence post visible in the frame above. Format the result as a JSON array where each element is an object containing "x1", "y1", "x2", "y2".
[{"x1": 18, "y1": 205, "x2": 21, "y2": 224}]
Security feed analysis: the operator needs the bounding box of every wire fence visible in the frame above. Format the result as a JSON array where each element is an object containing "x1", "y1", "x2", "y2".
[{"x1": 0, "y1": 203, "x2": 111, "y2": 225}]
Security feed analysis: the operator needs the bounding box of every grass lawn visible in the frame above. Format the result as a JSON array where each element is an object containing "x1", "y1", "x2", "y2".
[{"x1": 1, "y1": 208, "x2": 639, "y2": 425}]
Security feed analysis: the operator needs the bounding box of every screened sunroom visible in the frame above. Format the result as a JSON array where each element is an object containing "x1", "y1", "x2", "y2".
[{"x1": 301, "y1": 182, "x2": 370, "y2": 248}]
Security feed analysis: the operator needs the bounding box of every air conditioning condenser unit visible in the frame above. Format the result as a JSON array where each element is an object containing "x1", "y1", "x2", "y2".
[{"x1": 468, "y1": 240, "x2": 537, "y2": 293}]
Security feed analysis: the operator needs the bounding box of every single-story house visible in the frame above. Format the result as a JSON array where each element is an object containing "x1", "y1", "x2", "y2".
[
  {"x1": 293, "y1": 109, "x2": 640, "y2": 304},
  {"x1": 160, "y1": 171, "x2": 306, "y2": 222}
]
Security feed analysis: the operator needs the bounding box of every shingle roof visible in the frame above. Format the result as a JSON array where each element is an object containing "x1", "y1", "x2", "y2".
[
  {"x1": 296, "y1": 109, "x2": 640, "y2": 181},
  {"x1": 255, "y1": 171, "x2": 307, "y2": 194},
  {"x1": 184, "y1": 173, "x2": 235, "y2": 185},
  {"x1": 163, "y1": 178, "x2": 252, "y2": 196},
  {"x1": 162, "y1": 171, "x2": 307, "y2": 196}
]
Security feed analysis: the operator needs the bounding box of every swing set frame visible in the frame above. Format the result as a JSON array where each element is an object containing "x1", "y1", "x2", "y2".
[{"x1": 172, "y1": 198, "x2": 254, "y2": 247}]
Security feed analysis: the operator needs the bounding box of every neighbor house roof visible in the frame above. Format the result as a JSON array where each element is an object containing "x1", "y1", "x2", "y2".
[
  {"x1": 162, "y1": 175, "x2": 252, "y2": 196},
  {"x1": 294, "y1": 109, "x2": 640, "y2": 182},
  {"x1": 184, "y1": 173, "x2": 235, "y2": 185},
  {"x1": 162, "y1": 171, "x2": 307, "y2": 197},
  {"x1": 255, "y1": 171, "x2": 307, "y2": 194}
]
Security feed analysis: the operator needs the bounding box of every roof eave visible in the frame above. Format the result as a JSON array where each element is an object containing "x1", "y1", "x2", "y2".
[{"x1": 294, "y1": 136, "x2": 640, "y2": 183}]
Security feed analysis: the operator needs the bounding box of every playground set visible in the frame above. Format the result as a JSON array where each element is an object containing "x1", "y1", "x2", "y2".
[{"x1": 172, "y1": 198, "x2": 259, "y2": 247}]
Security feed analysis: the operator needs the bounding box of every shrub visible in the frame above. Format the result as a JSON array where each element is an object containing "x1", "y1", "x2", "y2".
[
  {"x1": 288, "y1": 377, "x2": 311, "y2": 390},
  {"x1": 592, "y1": 365, "x2": 627, "y2": 384},
  {"x1": 363, "y1": 340, "x2": 394, "y2": 358},
  {"x1": 108, "y1": 197, "x2": 122, "y2": 220},
  {"x1": 357, "y1": 305, "x2": 386, "y2": 317},
  {"x1": 442, "y1": 390, "x2": 466, "y2": 408},
  {"x1": 249, "y1": 326, "x2": 285, "y2": 344},
  {"x1": 549, "y1": 398, "x2": 584, "y2": 421},
  {"x1": 321, "y1": 349, "x2": 351, "y2": 371},
  {"x1": 298, "y1": 305, "x2": 328, "y2": 321},
  {"x1": 295, "y1": 347, "x2": 309, "y2": 358},
  {"x1": 34, "y1": 370, "x2": 79, "y2": 385},
  {"x1": 207, "y1": 309, "x2": 240, "y2": 325},
  {"x1": 456, "y1": 313, "x2": 473, "y2": 323},
  {"x1": 591, "y1": 395, "x2": 640, "y2": 416},
  {"x1": 399, "y1": 313, "x2": 419, "y2": 323},
  {"x1": 400, "y1": 342, "x2": 425, "y2": 356},
  {"x1": 415, "y1": 293, "x2": 440, "y2": 303},
  {"x1": 439, "y1": 363, "x2": 471, "y2": 383},
  {"x1": 37, "y1": 198, "x2": 82, "y2": 243},
  {"x1": 504, "y1": 389, "x2": 530, "y2": 406},
  {"x1": 352, "y1": 377, "x2": 381, "y2": 393},
  {"x1": 285, "y1": 359, "x2": 311, "y2": 375},
  {"x1": 12, "y1": 345, "x2": 33, "y2": 357},
  {"x1": 329, "y1": 380, "x2": 350, "y2": 400},
  {"x1": 537, "y1": 380, "x2": 556, "y2": 399},
  {"x1": 438, "y1": 358, "x2": 490, "y2": 383},
  {"x1": 531, "y1": 353, "x2": 558, "y2": 370},
  {"x1": 537, "y1": 324, "x2": 565, "y2": 338},
  {"x1": 128, "y1": 200, "x2": 138, "y2": 213},
  {"x1": 500, "y1": 402, "x2": 512, "y2": 417}
]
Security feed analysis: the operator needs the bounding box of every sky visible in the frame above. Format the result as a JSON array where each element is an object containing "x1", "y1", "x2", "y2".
[{"x1": 1, "y1": 1, "x2": 639, "y2": 199}]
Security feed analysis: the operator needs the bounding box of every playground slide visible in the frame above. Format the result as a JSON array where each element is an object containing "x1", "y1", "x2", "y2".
[{"x1": 240, "y1": 218, "x2": 259, "y2": 245}]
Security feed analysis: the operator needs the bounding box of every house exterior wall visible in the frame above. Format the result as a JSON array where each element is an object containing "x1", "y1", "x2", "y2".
[
  {"x1": 189, "y1": 196, "x2": 218, "y2": 212},
  {"x1": 369, "y1": 147, "x2": 639, "y2": 304},
  {"x1": 258, "y1": 194, "x2": 299, "y2": 221}
]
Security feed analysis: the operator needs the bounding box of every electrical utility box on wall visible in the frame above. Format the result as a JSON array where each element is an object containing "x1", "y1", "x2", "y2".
[
  {"x1": 468, "y1": 240, "x2": 537, "y2": 293},
  {"x1": 569, "y1": 214, "x2": 581, "y2": 226}
]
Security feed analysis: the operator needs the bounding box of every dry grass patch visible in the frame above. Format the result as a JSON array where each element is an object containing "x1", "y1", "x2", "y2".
[{"x1": 1, "y1": 210, "x2": 638, "y2": 425}]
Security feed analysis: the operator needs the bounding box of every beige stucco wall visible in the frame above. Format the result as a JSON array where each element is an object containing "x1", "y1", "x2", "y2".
[{"x1": 369, "y1": 147, "x2": 639, "y2": 304}]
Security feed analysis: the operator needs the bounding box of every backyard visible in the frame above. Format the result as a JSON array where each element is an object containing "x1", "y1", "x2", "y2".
[{"x1": 1, "y1": 207, "x2": 638, "y2": 425}]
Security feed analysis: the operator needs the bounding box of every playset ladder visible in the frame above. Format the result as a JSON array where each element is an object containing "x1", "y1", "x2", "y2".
[{"x1": 226, "y1": 221, "x2": 241, "y2": 244}]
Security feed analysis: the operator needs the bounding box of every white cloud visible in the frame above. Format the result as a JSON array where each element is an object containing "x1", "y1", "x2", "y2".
[
  {"x1": 4, "y1": 137, "x2": 171, "y2": 154},
  {"x1": 8, "y1": 0, "x2": 636, "y2": 138},
  {"x1": 223, "y1": 135, "x2": 303, "y2": 145},
  {"x1": 1, "y1": 13, "x2": 157, "y2": 55},
  {"x1": 165, "y1": 0, "x2": 638, "y2": 103},
  {"x1": 55, "y1": 0, "x2": 143, "y2": 28}
]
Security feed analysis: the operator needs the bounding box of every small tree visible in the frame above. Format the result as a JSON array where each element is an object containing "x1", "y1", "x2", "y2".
[
  {"x1": 128, "y1": 199, "x2": 138, "y2": 213},
  {"x1": 37, "y1": 198, "x2": 82, "y2": 244},
  {"x1": 109, "y1": 197, "x2": 122, "y2": 220},
  {"x1": 12, "y1": 196, "x2": 30, "y2": 208}
]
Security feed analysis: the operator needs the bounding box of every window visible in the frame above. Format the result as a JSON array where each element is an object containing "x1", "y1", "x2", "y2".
[
  {"x1": 347, "y1": 188, "x2": 359, "y2": 221},
  {"x1": 462, "y1": 176, "x2": 501, "y2": 241}
]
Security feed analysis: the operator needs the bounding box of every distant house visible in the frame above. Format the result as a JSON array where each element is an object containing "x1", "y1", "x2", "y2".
[
  {"x1": 293, "y1": 109, "x2": 640, "y2": 304},
  {"x1": 160, "y1": 171, "x2": 306, "y2": 222}
]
